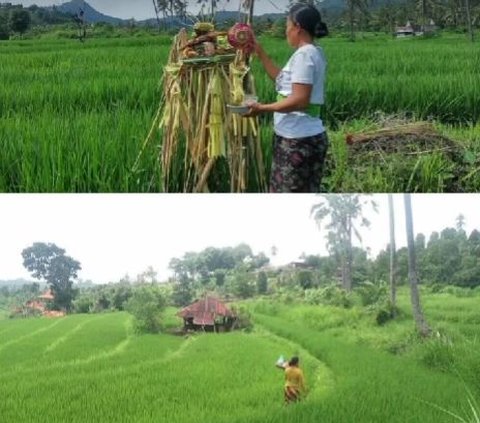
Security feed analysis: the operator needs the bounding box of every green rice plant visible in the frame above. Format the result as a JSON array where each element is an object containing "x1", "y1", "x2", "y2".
[
  {"x1": 1, "y1": 35, "x2": 479, "y2": 192},
  {"x1": 253, "y1": 312, "x2": 469, "y2": 422},
  {"x1": 1, "y1": 287, "x2": 479, "y2": 423},
  {"x1": 422, "y1": 379, "x2": 480, "y2": 423},
  {"x1": 406, "y1": 153, "x2": 456, "y2": 192}
]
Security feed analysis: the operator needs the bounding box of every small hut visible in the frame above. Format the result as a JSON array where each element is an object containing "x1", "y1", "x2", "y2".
[
  {"x1": 38, "y1": 290, "x2": 54, "y2": 301},
  {"x1": 395, "y1": 20, "x2": 437, "y2": 37},
  {"x1": 395, "y1": 21, "x2": 415, "y2": 37},
  {"x1": 20, "y1": 290, "x2": 64, "y2": 317},
  {"x1": 25, "y1": 289, "x2": 54, "y2": 313},
  {"x1": 177, "y1": 296, "x2": 236, "y2": 332}
]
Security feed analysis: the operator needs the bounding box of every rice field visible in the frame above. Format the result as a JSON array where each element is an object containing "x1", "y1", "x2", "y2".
[
  {"x1": 0, "y1": 34, "x2": 478, "y2": 192},
  {"x1": 1, "y1": 289, "x2": 479, "y2": 422}
]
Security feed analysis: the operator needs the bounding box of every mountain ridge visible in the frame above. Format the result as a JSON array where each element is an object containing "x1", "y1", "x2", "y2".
[{"x1": 53, "y1": 1, "x2": 342, "y2": 25}]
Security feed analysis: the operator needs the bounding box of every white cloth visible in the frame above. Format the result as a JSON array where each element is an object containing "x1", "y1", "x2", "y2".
[{"x1": 274, "y1": 44, "x2": 327, "y2": 139}]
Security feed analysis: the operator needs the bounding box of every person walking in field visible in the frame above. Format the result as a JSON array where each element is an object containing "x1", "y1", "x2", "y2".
[
  {"x1": 245, "y1": 3, "x2": 329, "y2": 193},
  {"x1": 276, "y1": 356, "x2": 307, "y2": 404}
]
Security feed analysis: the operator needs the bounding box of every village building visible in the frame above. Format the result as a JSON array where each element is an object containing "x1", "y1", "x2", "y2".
[
  {"x1": 395, "y1": 21, "x2": 415, "y2": 37},
  {"x1": 177, "y1": 296, "x2": 236, "y2": 333},
  {"x1": 395, "y1": 20, "x2": 437, "y2": 37},
  {"x1": 25, "y1": 289, "x2": 53, "y2": 313},
  {"x1": 286, "y1": 260, "x2": 315, "y2": 270},
  {"x1": 21, "y1": 290, "x2": 65, "y2": 317}
]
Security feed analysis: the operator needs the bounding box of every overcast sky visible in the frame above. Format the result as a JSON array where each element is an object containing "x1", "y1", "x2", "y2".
[
  {"x1": 0, "y1": 194, "x2": 479, "y2": 284},
  {"x1": 6, "y1": 0, "x2": 289, "y2": 20}
]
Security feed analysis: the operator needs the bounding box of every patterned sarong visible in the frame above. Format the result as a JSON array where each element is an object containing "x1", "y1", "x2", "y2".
[
  {"x1": 270, "y1": 132, "x2": 329, "y2": 193},
  {"x1": 284, "y1": 385, "x2": 301, "y2": 404}
]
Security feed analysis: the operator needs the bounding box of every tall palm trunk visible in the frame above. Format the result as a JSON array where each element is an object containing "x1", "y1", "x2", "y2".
[
  {"x1": 346, "y1": 218, "x2": 353, "y2": 291},
  {"x1": 152, "y1": 0, "x2": 161, "y2": 31},
  {"x1": 247, "y1": 0, "x2": 255, "y2": 24},
  {"x1": 388, "y1": 194, "x2": 397, "y2": 313},
  {"x1": 340, "y1": 216, "x2": 353, "y2": 292},
  {"x1": 349, "y1": 0, "x2": 356, "y2": 41},
  {"x1": 211, "y1": 0, "x2": 216, "y2": 21},
  {"x1": 404, "y1": 194, "x2": 430, "y2": 337},
  {"x1": 421, "y1": 0, "x2": 427, "y2": 30},
  {"x1": 465, "y1": 0, "x2": 474, "y2": 42}
]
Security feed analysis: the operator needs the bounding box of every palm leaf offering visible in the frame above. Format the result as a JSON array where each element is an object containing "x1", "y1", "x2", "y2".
[{"x1": 136, "y1": 22, "x2": 266, "y2": 193}]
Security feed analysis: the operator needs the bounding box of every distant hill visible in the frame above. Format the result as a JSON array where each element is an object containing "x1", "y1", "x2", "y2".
[
  {"x1": 49, "y1": 2, "x2": 309, "y2": 27},
  {"x1": 0, "y1": 279, "x2": 42, "y2": 289},
  {"x1": 4, "y1": 0, "x2": 353, "y2": 28},
  {"x1": 53, "y1": 0, "x2": 124, "y2": 24},
  {"x1": 139, "y1": 11, "x2": 288, "y2": 29},
  {"x1": 3, "y1": 0, "x2": 352, "y2": 29},
  {"x1": 5, "y1": 0, "x2": 415, "y2": 30}
]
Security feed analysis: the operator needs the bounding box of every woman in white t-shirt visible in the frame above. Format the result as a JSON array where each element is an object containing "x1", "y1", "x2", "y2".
[{"x1": 246, "y1": 3, "x2": 329, "y2": 193}]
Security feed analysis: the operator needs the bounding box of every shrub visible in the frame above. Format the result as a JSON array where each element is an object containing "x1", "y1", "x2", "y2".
[
  {"x1": 376, "y1": 308, "x2": 392, "y2": 325},
  {"x1": 231, "y1": 305, "x2": 253, "y2": 332},
  {"x1": 74, "y1": 295, "x2": 94, "y2": 313},
  {"x1": 296, "y1": 270, "x2": 315, "y2": 290},
  {"x1": 428, "y1": 283, "x2": 444, "y2": 293},
  {"x1": 317, "y1": 285, "x2": 354, "y2": 308},
  {"x1": 304, "y1": 288, "x2": 324, "y2": 305},
  {"x1": 273, "y1": 286, "x2": 304, "y2": 304},
  {"x1": 419, "y1": 337, "x2": 456, "y2": 372},
  {"x1": 355, "y1": 281, "x2": 387, "y2": 306},
  {"x1": 374, "y1": 301, "x2": 400, "y2": 326},
  {"x1": 252, "y1": 300, "x2": 280, "y2": 316},
  {"x1": 126, "y1": 286, "x2": 166, "y2": 334},
  {"x1": 0, "y1": 26, "x2": 9, "y2": 40},
  {"x1": 304, "y1": 285, "x2": 352, "y2": 306}
]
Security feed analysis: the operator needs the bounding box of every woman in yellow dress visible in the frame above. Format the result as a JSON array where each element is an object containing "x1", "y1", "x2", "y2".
[{"x1": 276, "y1": 356, "x2": 306, "y2": 404}]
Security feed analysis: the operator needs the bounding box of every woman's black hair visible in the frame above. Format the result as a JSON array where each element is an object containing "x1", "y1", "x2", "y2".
[
  {"x1": 289, "y1": 3, "x2": 328, "y2": 39},
  {"x1": 289, "y1": 356, "x2": 299, "y2": 366}
]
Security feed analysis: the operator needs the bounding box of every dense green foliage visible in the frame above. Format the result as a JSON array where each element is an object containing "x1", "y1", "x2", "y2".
[
  {"x1": 21, "y1": 242, "x2": 81, "y2": 312},
  {"x1": 125, "y1": 285, "x2": 166, "y2": 333},
  {"x1": 0, "y1": 4, "x2": 74, "y2": 38},
  {"x1": 3, "y1": 217, "x2": 480, "y2": 320}
]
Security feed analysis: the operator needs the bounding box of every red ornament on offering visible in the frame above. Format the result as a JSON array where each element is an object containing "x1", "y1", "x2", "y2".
[{"x1": 227, "y1": 23, "x2": 255, "y2": 53}]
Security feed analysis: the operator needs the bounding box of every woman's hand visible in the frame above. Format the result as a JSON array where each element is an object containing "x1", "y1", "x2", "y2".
[{"x1": 242, "y1": 101, "x2": 264, "y2": 118}]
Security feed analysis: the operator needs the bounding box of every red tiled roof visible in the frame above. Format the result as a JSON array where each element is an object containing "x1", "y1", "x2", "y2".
[
  {"x1": 39, "y1": 290, "x2": 54, "y2": 300},
  {"x1": 177, "y1": 296, "x2": 235, "y2": 324}
]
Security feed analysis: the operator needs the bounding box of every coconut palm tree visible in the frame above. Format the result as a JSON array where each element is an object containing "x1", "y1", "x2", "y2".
[
  {"x1": 311, "y1": 194, "x2": 377, "y2": 292},
  {"x1": 388, "y1": 194, "x2": 397, "y2": 313},
  {"x1": 154, "y1": 0, "x2": 186, "y2": 28},
  {"x1": 152, "y1": 0, "x2": 162, "y2": 30},
  {"x1": 349, "y1": 0, "x2": 371, "y2": 40},
  {"x1": 465, "y1": 0, "x2": 475, "y2": 41},
  {"x1": 404, "y1": 194, "x2": 431, "y2": 337}
]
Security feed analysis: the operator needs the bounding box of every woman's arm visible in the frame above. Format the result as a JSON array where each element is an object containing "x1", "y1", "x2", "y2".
[
  {"x1": 246, "y1": 83, "x2": 313, "y2": 116},
  {"x1": 254, "y1": 42, "x2": 281, "y2": 81}
]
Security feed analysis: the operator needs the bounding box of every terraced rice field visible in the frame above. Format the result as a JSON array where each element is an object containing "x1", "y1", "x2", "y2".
[{"x1": 1, "y1": 290, "x2": 478, "y2": 422}]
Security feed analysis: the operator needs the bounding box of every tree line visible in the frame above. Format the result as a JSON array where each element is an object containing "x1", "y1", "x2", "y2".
[
  {"x1": 0, "y1": 0, "x2": 477, "y2": 41},
  {"x1": 0, "y1": 4, "x2": 75, "y2": 39},
  {"x1": 2, "y1": 204, "x2": 478, "y2": 311}
]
